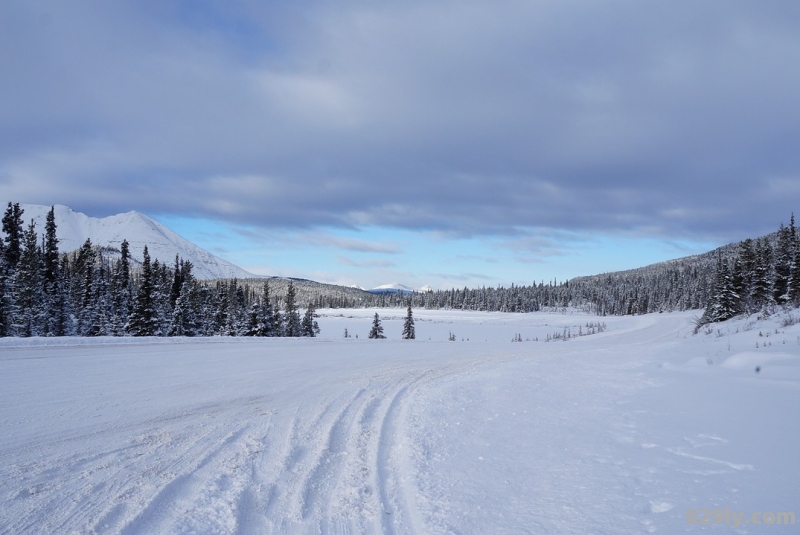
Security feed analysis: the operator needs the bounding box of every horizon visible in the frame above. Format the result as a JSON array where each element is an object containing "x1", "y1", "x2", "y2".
[
  {"x1": 3, "y1": 2, "x2": 799, "y2": 289},
  {"x1": 8, "y1": 201, "x2": 774, "y2": 291}
]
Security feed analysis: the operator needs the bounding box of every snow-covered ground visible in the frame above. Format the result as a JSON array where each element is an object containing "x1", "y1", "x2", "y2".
[{"x1": 1, "y1": 309, "x2": 798, "y2": 534}]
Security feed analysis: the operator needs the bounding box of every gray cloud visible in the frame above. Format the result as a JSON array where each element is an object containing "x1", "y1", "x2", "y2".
[{"x1": 2, "y1": 1, "x2": 800, "y2": 244}]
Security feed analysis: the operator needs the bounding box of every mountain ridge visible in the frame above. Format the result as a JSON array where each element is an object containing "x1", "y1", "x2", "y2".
[{"x1": 15, "y1": 204, "x2": 259, "y2": 280}]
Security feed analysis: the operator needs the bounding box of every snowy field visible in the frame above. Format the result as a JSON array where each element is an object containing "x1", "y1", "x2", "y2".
[{"x1": 1, "y1": 308, "x2": 798, "y2": 534}]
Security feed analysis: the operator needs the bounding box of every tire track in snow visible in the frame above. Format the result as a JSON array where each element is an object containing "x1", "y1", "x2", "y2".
[
  {"x1": 118, "y1": 425, "x2": 251, "y2": 535},
  {"x1": 375, "y1": 373, "x2": 430, "y2": 535},
  {"x1": 300, "y1": 388, "x2": 369, "y2": 522},
  {"x1": 263, "y1": 387, "x2": 372, "y2": 532}
]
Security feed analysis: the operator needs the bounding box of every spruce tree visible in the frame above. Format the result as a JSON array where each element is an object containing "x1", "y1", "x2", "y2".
[
  {"x1": 773, "y1": 223, "x2": 793, "y2": 304},
  {"x1": 126, "y1": 246, "x2": 159, "y2": 336},
  {"x1": 788, "y1": 246, "x2": 800, "y2": 306},
  {"x1": 260, "y1": 281, "x2": 275, "y2": 336},
  {"x1": 402, "y1": 304, "x2": 415, "y2": 339},
  {"x1": 213, "y1": 284, "x2": 229, "y2": 335},
  {"x1": 283, "y1": 281, "x2": 301, "y2": 337},
  {"x1": 109, "y1": 240, "x2": 133, "y2": 335},
  {"x1": 43, "y1": 206, "x2": 59, "y2": 285},
  {"x1": 2, "y1": 202, "x2": 24, "y2": 270},
  {"x1": 12, "y1": 219, "x2": 45, "y2": 336},
  {"x1": 0, "y1": 267, "x2": 9, "y2": 337},
  {"x1": 734, "y1": 238, "x2": 756, "y2": 312},
  {"x1": 301, "y1": 303, "x2": 320, "y2": 337},
  {"x1": 701, "y1": 257, "x2": 739, "y2": 323},
  {"x1": 751, "y1": 238, "x2": 773, "y2": 309},
  {"x1": 74, "y1": 240, "x2": 98, "y2": 336},
  {"x1": 168, "y1": 281, "x2": 196, "y2": 336},
  {"x1": 368, "y1": 312, "x2": 386, "y2": 339}
]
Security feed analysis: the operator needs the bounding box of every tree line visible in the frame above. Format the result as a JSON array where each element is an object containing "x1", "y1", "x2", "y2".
[
  {"x1": 0, "y1": 203, "x2": 320, "y2": 337},
  {"x1": 700, "y1": 215, "x2": 799, "y2": 325},
  {"x1": 2, "y1": 201, "x2": 797, "y2": 338}
]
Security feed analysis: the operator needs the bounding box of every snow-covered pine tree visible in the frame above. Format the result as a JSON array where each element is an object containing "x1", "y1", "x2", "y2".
[
  {"x1": 41, "y1": 206, "x2": 63, "y2": 336},
  {"x1": 75, "y1": 239, "x2": 99, "y2": 336},
  {"x1": 212, "y1": 281, "x2": 229, "y2": 334},
  {"x1": 12, "y1": 219, "x2": 46, "y2": 336},
  {"x1": 42, "y1": 206, "x2": 59, "y2": 287},
  {"x1": 301, "y1": 303, "x2": 320, "y2": 337},
  {"x1": 368, "y1": 312, "x2": 385, "y2": 339},
  {"x1": 224, "y1": 279, "x2": 244, "y2": 336},
  {"x1": 259, "y1": 281, "x2": 275, "y2": 336},
  {"x1": 151, "y1": 259, "x2": 172, "y2": 335},
  {"x1": 773, "y1": 223, "x2": 793, "y2": 304},
  {"x1": 0, "y1": 266, "x2": 9, "y2": 337},
  {"x1": 700, "y1": 256, "x2": 739, "y2": 324},
  {"x1": 84, "y1": 259, "x2": 112, "y2": 336},
  {"x1": 109, "y1": 240, "x2": 133, "y2": 335},
  {"x1": 126, "y1": 245, "x2": 159, "y2": 336},
  {"x1": 402, "y1": 304, "x2": 415, "y2": 339},
  {"x1": 168, "y1": 281, "x2": 197, "y2": 336},
  {"x1": 750, "y1": 237, "x2": 773, "y2": 309},
  {"x1": 2, "y1": 202, "x2": 24, "y2": 270},
  {"x1": 788, "y1": 245, "x2": 800, "y2": 307},
  {"x1": 283, "y1": 281, "x2": 301, "y2": 337},
  {"x1": 244, "y1": 281, "x2": 273, "y2": 336},
  {"x1": 732, "y1": 238, "x2": 756, "y2": 312}
]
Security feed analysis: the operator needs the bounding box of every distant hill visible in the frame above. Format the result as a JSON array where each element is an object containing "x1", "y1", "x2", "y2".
[{"x1": 16, "y1": 204, "x2": 258, "y2": 280}]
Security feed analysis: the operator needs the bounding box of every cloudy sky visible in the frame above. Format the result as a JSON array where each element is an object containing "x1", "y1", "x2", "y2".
[{"x1": 2, "y1": 1, "x2": 799, "y2": 289}]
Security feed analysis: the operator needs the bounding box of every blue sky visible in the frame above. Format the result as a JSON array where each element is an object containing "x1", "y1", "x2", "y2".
[{"x1": 2, "y1": 1, "x2": 799, "y2": 289}]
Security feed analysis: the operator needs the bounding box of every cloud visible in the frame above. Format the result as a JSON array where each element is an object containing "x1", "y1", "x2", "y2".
[
  {"x1": 336, "y1": 256, "x2": 396, "y2": 268},
  {"x1": 427, "y1": 271, "x2": 494, "y2": 283},
  {"x1": 2, "y1": 1, "x2": 800, "y2": 244}
]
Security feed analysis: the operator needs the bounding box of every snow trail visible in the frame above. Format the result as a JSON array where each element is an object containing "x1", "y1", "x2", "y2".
[{"x1": 1, "y1": 309, "x2": 798, "y2": 534}]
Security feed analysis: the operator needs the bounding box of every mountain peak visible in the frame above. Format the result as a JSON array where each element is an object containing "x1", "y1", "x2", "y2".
[{"x1": 16, "y1": 204, "x2": 259, "y2": 280}]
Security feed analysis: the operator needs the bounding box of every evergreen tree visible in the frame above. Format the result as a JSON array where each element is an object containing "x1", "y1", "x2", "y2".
[
  {"x1": 168, "y1": 281, "x2": 196, "y2": 336},
  {"x1": 283, "y1": 281, "x2": 301, "y2": 337},
  {"x1": 127, "y1": 246, "x2": 159, "y2": 336},
  {"x1": 43, "y1": 206, "x2": 59, "y2": 286},
  {"x1": 109, "y1": 240, "x2": 133, "y2": 335},
  {"x1": 0, "y1": 267, "x2": 9, "y2": 336},
  {"x1": 402, "y1": 304, "x2": 415, "y2": 339},
  {"x1": 40, "y1": 206, "x2": 63, "y2": 336},
  {"x1": 301, "y1": 303, "x2": 320, "y2": 337},
  {"x1": 368, "y1": 312, "x2": 386, "y2": 339},
  {"x1": 84, "y1": 260, "x2": 112, "y2": 336},
  {"x1": 2, "y1": 202, "x2": 24, "y2": 270},
  {"x1": 260, "y1": 281, "x2": 276, "y2": 336},
  {"x1": 788, "y1": 246, "x2": 800, "y2": 306},
  {"x1": 700, "y1": 257, "x2": 739, "y2": 324},
  {"x1": 245, "y1": 281, "x2": 274, "y2": 336},
  {"x1": 751, "y1": 238, "x2": 773, "y2": 308},
  {"x1": 12, "y1": 219, "x2": 45, "y2": 336},
  {"x1": 773, "y1": 223, "x2": 793, "y2": 304},
  {"x1": 733, "y1": 238, "x2": 756, "y2": 312},
  {"x1": 74, "y1": 240, "x2": 98, "y2": 336},
  {"x1": 151, "y1": 259, "x2": 172, "y2": 335},
  {"x1": 213, "y1": 284, "x2": 229, "y2": 335}
]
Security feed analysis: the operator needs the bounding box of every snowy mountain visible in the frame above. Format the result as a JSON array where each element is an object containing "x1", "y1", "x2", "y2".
[
  {"x1": 16, "y1": 204, "x2": 259, "y2": 280},
  {"x1": 369, "y1": 283, "x2": 431, "y2": 294}
]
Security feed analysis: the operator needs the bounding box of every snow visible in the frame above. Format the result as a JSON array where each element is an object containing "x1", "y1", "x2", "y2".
[
  {"x1": 1, "y1": 309, "x2": 798, "y2": 534},
  {"x1": 14, "y1": 204, "x2": 257, "y2": 280}
]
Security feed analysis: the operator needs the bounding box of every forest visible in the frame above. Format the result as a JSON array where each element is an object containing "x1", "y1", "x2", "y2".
[{"x1": 1, "y1": 202, "x2": 797, "y2": 337}]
